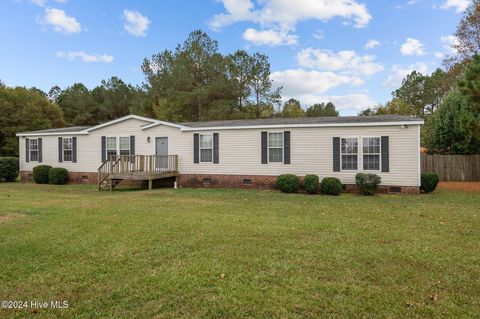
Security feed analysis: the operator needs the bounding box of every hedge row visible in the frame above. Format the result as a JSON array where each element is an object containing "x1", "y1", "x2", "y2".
[
  {"x1": 33, "y1": 165, "x2": 69, "y2": 185},
  {"x1": 277, "y1": 174, "x2": 342, "y2": 195}
]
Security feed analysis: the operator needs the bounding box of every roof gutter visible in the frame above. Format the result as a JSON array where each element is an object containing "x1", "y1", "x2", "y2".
[{"x1": 179, "y1": 120, "x2": 425, "y2": 131}]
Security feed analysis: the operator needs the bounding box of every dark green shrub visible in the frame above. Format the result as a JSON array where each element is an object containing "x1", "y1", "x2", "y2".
[
  {"x1": 421, "y1": 172, "x2": 439, "y2": 193},
  {"x1": 277, "y1": 174, "x2": 300, "y2": 193},
  {"x1": 49, "y1": 168, "x2": 69, "y2": 185},
  {"x1": 0, "y1": 157, "x2": 19, "y2": 182},
  {"x1": 304, "y1": 174, "x2": 319, "y2": 194},
  {"x1": 33, "y1": 165, "x2": 52, "y2": 184},
  {"x1": 320, "y1": 177, "x2": 343, "y2": 195},
  {"x1": 355, "y1": 173, "x2": 381, "y2": 196}
]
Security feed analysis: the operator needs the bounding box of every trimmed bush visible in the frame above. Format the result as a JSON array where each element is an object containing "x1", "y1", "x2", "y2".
[
  {"x1": 355, "y1": 173, "x2": 381, "y2": 196},
  {"x1": 49, "y1": 168, "x2": 69, "y2": 185},
  {"x1": 421, "y1": 172, "x2": 439, "y2": 193},
  {"x1": 277, "y1": 174, "x2": 300, "y2": 193},
  {"x1": 304, "y1": 174, "x2": 320, "y2": 194},
  {"x1": 320, "y1": 177, "x2": 343, "y2": 196},
  {"x1": 33, "y1": 165, "x2": 52, "y2": 184},
  {"x1": 0, "y1": 157, "x2": 19, "y2": 182}
]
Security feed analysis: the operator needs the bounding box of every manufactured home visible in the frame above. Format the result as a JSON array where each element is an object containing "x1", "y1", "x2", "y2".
[{"x1": 17, "y1": 114, "x2": 423, "y2": 194}]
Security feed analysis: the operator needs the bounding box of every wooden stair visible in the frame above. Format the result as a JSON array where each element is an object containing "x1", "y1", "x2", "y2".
[{"x1": 97, "y1": 155, "x2": 179, "y2": 191}]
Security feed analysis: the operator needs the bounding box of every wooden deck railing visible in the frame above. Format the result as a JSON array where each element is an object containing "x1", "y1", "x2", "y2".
[{"x1": 97, "y1": 155, "x2": 178, "y2": 189}]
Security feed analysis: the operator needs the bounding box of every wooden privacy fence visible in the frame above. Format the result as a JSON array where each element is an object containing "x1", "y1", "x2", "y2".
[{"x1": 421, "y1": 154, "x2": 480, "y2": 181}]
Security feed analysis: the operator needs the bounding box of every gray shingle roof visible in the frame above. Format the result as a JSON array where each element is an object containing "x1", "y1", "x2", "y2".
[
  {"x1": 17, "y1": 115, "x2": 422, "y2": 135},
  {"x1": 18, "y1": 126, "x2": 91, "y2": 134},
  {"x1": 181, "y1": 115, "x2": 422, "y2": 128}
]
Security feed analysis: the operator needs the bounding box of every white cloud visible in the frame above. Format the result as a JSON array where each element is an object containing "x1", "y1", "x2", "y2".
[
  {"x1": 242, "y1": 28, "x2": 298, "y2": 46},
  {"x1": 123, "y1": 9, "x2": 151, "y2": 37},
  {"x1": 440, "y1": 35, "x2": 459, "y2": 54},
  {"x1": 271, "y1": 69, "x2": 363, "y2": 97},
  {"x1": 56, "y1": 51, "x2": 114, "y2": 63},
  {"x1": 383, "y1": 62, "x2": 428, "y2": 87},
  {"x1": 296, "y1": 48, "x2": 384, "y2": 76},
  {"x1": 441, "y1": 0, "x2": 470, "y2": 13},
  {"x1": 210, "y1": 0, "x2": 372, "y2": 46},
  {"x1": 209, "y1": 0, "x2": 256, "y2": 30},
  {"x1": 42, "y1": 8, "x2": 81, "y2": 34},
  {"x1": 30, "y1": 0, "x2": 46, "y2": 6},
  {"x1": 365, "y1": 39, "x2": 380, "y2": 49},
  {"x1": 313, "y1": 30, "x2": 325, "y2": 40},
  {"x1": 400, "y1": 38, "x2": 425, "y2": 56}
]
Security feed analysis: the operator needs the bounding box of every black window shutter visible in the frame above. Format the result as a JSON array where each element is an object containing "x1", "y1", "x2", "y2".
[
  {"x1": 381, "y1": 136, "x2": 389, "y2": 172},
  {"x1": 25, "y1": 138, "x2": 30, "y2": 163},
  {"x1": 58, "y1": 137, "x2": 63, "y2": 163},
  {"x1": 261, "y1": 132, "x2": 267, "y2": 164},
  {"x1": 193, "y1": 134, "x2": 199, "y2": 164},
  {"x1": 101, "y1": 136, "x2": 106, "y2": 162},
  {"x1": 213, "y1": 133, "x2": 219, "y2": 164},
  {"x1": 72, "y1": 137, "x2": 77, "y2": 163},
  {"x1": 130, "y1": 136, "x2": 135, "y2": 163},
  {"x1": 284, "y1": 131, "x2": 291, "y2": 164},
  {"x1": 333, "y1": 137, "x2": 340, "y2": 172},
  {"x1": 38, "y1": 138, "x2": 43, "y2": 163}
]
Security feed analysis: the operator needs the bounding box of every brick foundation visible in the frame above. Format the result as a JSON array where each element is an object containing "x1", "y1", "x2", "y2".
[
  {"x1": 178, "y1": 174, "x2": 420, "y2": 195},
  {"x1": 20, "y1": 171, "x2": 420, "y2": 194},
  {"x1": 20, "y1": 171, "x2": 97, "y2": 184}
]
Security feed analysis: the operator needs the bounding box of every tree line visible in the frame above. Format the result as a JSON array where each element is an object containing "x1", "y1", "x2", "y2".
[
  {"x1": 0, "y1": 30, "x2": 340, "y2": 157},
  {"x1": 359, "y1": 0, "x2": 480, "y2": 155},
  {"x1": 2, "y1": 0, "x2": 480, "y2": 157}
]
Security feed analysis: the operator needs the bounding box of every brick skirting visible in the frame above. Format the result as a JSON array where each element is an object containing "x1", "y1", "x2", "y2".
[
  {"x1": 20, "y1": 171, "x2": 98, "y2": 184},
  {"x1": 20, "y1": 171, "x2": 420, "y2": 194},
  {"x1": 178, "y1": 174, "x2": 420, "y2": 194}
]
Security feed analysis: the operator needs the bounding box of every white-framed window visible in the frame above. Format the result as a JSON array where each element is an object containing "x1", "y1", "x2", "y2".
[
  {"x1": 106, "y1": 137, "x2": 117, "y2": 159},
  {"x1": 29, "y1": 139, "x2": 39, "y2": 162},
  {"x1": 119, "y1": 137, "x2": 130, "y2": 156},
  {"x1": 199, "y1": 134, "x2": 213, "y2": 163},
  {"x1": 341, "y1": 138, "x2": 358, "y2": 170},
  {"x1": 63, "y1": 137, "x2": 73, "y2": 162},
  {"x1": 268, "y1": 132, "x2": 283, "y2": 163},
  {"x1": 363, "y1": 137, "x2": 380, "y2": 170}
]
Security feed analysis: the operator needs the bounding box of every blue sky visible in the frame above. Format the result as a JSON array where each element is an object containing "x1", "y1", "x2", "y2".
[{"x1": 0, "y1": 0, "x2": 469, "y2": 115}]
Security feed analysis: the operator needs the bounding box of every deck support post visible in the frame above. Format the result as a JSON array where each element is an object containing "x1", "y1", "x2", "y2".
[
  {"x1": 148, "y1": 179, "x2": 152, "y2": 190},
  {"x1": 109, "y1": 179, "x2": 113, "y2": 191}
]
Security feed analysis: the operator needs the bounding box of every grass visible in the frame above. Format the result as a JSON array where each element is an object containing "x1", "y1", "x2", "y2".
[{"x1": 0, "y1": 183, "x2": 479, "y2": 318}]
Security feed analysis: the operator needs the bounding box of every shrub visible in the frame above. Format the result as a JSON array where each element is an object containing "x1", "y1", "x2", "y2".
[
  {"x1": 304, "y1": 174, "x2": 319, "y2": 194},
  {"x1": 49, "y1": 167, "x2": 69, "y2": 185},
  {"x1": 355, "y1": 173, "x2": 381, "y2": 196},
  {"x1": 33, "y1": 165, "x2": 52, "y2": 184},
  {"x1": 0, "y1": 157, "x2": 19, "y2": 182},
  {"x1": 421, "y1": 172, "x2": 439, "y2": 193},
  {"x1": 320, "y1": 177, "x2": 343, "y2": 196},
  {"x1": 277, "y1": 174, "x2": 300, "y2": 193}
]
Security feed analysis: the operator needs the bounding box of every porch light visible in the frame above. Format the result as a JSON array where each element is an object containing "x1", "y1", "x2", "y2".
[{"x1": 147, "y1": 136, "x2": 151, "y2": 143}]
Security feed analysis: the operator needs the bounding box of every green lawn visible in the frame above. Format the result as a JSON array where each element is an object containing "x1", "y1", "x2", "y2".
[{"x1": 0, "y1": 183, "x2": 479, "y2": 318}]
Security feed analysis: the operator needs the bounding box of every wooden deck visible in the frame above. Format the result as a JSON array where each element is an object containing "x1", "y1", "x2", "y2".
[{"x1": 98, "y1": 155, "x2": 178, "y2": 191}]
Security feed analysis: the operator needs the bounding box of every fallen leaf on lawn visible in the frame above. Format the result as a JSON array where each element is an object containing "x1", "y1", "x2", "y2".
[
  {"x1": 430, "y1": 294, "x2": 438, "y2": 302},
  {"x1": 220, "y1": 273, "x2": 225, "y2": 279}
]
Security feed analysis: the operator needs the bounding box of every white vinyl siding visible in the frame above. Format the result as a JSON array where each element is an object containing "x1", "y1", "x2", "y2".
[
  {"x1": 268, "y1": 132, "x2": 283, "y2": 163},
  {"x1": 63, "y1": 137, "x2": 73, "y2": 162},
  {"x1": 17, "y1": 117, "x2": 422, "y2": 187}
]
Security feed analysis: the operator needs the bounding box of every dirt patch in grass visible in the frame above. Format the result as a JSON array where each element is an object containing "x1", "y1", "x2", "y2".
[
  {"x1": 438, "y1": 182, "x2": 480, "y2": 192},
  {"x1": 0, "y1": 213, "x2": 25, "y2": 223}
]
